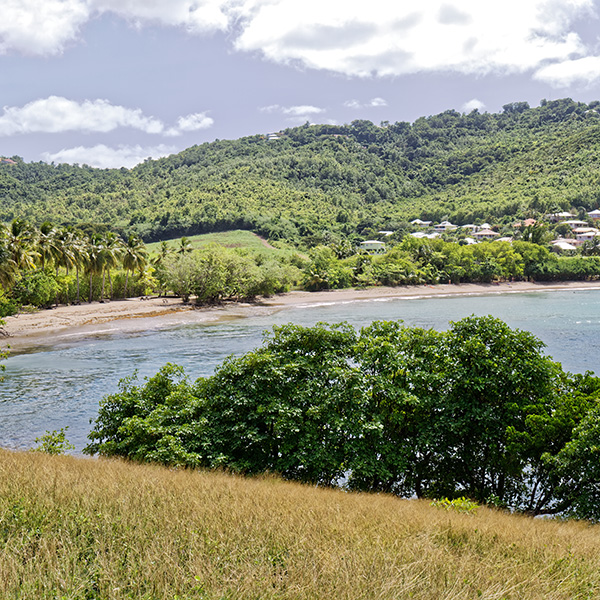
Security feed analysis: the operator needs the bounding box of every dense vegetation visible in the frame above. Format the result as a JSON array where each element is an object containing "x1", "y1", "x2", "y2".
[
  {"x1": 3, "y1": 98, "x2": 600, "y2": 245},
  {"x1": 85, "y1": 316, "x2": 600, "y2": 521},
  {"x1": 4, "y1": 450, "x2": 600, "y2": 599},
  {"x1": 0, "y1": 220, "x2": 301, "y2": 314},
  {"x1": 301, "y1": 237, "x2": 600, "y2": 289}
]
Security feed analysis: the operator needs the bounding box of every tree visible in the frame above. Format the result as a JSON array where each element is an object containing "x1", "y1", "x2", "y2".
[
  {"x1": 84, "y1": 317, "x2": 600, "y2": 519},
  {"x1": 122, "y1": 234, "x2": 148, "y2": 298}
]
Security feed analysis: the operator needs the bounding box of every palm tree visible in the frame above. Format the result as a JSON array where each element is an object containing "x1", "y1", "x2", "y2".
[
  {"x1": 85, "y1": 235, "x2": 105, "y2": 303},
  {"x1": 177, "y1": 236, "x2": 192, "y2": 255},
  {"x1": 100, "y1": 232, "x2": 123, "y2": 301},
  {"x1": 0, "y1": 227, "x2": 17, "y2": 290},
  {"x1": 152, "y1": 240, "x2": 172, "y2": 266},
  {"x1": 63, "y1": 229, "x2": 86, "y2": 304},
  {"x1": 6, "y1": 218, "x2": 38, "y2": 271},
  {"x1": 36, "y1": 221, "x2": 60, "y2": 272},
  {"x1": 122, "y1": 234, "x2": 148, "y2": 298}
]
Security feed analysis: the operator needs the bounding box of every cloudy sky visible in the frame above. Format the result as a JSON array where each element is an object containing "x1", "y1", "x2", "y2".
[{"x1": 2, "y1": 0, "x2": 600, "y2": 168}]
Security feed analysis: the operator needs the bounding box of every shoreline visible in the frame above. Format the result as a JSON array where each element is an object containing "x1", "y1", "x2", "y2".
[{"x1": 4, "y1": 280, "x2": 600, "y2": 353}]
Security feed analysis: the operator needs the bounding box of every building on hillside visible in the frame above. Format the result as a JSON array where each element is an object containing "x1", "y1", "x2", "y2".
[
  {"x1": 472, "y1": 229, "x2": 500, "y2": 240},
  {"x1": 410, "y1": 219, "x2": 432, "y2": 227},
  {"x1": 359, "y1": 240, "x2": 386, "y2": 254},
  {"x1": 434, "y1": 221, "x2": 457, "y2": 233},
  {"x1": 548, "y1": 212, "x2": 575, "y2": 223},
  {"x1": 410, "y1": 231, "x2": 440, "y2": 239},
  {"x1": 563, "y1": 220, "x2": 590, "y2": 230},
  {"x1": 588, "y1": 209, "x2": 600, "y2": 221},
  {"x1": 551, "y1": 240, "x2": 578, "y2": 252}
]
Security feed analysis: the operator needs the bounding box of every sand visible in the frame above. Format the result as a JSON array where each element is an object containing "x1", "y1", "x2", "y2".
[{"x1": 3, "y1": 280, "x2": 600, "y2": 352}]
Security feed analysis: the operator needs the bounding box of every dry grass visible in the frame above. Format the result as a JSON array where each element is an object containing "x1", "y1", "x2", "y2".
[{"x1": 1, "y1": 449, "x2": 600, "y2": 599}]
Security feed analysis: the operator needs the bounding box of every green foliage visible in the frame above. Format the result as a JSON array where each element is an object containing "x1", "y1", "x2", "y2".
[
  {"x1": 4, "y1": 99, "x2": 600, "y2": 244},
  {"x1": 85, "y1": 316, "x2": 600, "y2": 520},
  {"x1": 31, "y1": 427, "x2": 75, "y2": 455},
  {"x1": 11, "y1": 270, "x2": 60, "y2": 308},
  {"x1": 430, "y1": 497, "x2": 478, "y2": 514}
]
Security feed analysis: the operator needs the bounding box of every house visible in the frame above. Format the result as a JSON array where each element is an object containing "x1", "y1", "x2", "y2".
[
  {"x1": 588, "y1": 209, "x2": 600, "y2": 221},
  {"x1": 378, "y1": 230, "x2": 394, "y2": 237},
  {"x1": 360, "y1": 240, "x2": 386, "y2": 254},
  {"x1": 410, "y1": 232, "x2": 440, "y2": 239},
  {"x1": 575, "y1": 229, "x2": 600, "y2": 242},
  {"x1": 551, "y1": 240, "x2": 578, "y2": 252},
  {"x1": 472, "y1": 229, "x2": 499, "y2": 240},
  {"x1": 548, "y1": 211, "x2": 575, "y2": 223},
  {"x1": 562, "y1": 220, "x2": 589, "y2": 230},
  {"x1": 410, "y1": 219, "x2": 432, "y2": 227},
  {"x1": 434, "y1": 221, "x2": 457, "y2": 233}
]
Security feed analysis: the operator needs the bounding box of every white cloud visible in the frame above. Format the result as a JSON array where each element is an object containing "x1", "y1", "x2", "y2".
[
  {"x1": 282, "y1": 105, "x2": 324, "y2": 116},
  {"x1": 0, "y1": 97, "x2": 165, "y2": 136},
  {"x1": 91, "y1": 0, "x2": 229, "y2": 33},
  {"x1": 41, "y1": 144, "x2": 177, "y2": 168},
  {"x1": 0, "y1": 0, "x2": 597, "y2": 85},
  {"x1": 534, "y1": 56, "x2": 600, "y2": 87},
  {"x1": 233, "y1": 0, "x2": 595, "y2": 77},
  {"x1": 344, "y1": 97, "x2": 387, "y2": 109},
  {"x1": 259, "y1": 104, "x2": 325, "y2": 123},
  {"x1": 175, "y1": 112, "x2": 214, "y2": 132},
  {"x1": 463, "y1": 98, "x2": 485, "y2": 112},
  {"x1": 0, "y1": 97, "x2": 214, "y2": 137},
  {"x1": 0, "y1": 0, "x2": 89, "y2": 56}
]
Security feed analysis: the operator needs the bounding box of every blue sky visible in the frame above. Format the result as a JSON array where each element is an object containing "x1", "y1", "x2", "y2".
[{"x1": 2, "y1": 0, "x2": 600, "y2": 168}]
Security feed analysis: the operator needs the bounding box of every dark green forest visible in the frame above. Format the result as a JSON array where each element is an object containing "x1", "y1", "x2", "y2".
[{"x1": 3, "y1": 98, "x2": 600, "y2": 244}]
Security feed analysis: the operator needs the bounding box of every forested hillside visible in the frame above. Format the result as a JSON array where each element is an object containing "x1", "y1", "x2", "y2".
[{"x1": 2, "y1": 97, "x2": 600, "y2": 244}]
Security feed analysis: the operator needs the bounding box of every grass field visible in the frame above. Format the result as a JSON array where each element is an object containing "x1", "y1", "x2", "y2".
[
  {"x1": 145, "y1": 230, "x2": 282, "y2": 254},
  {"x1": 1, "y1": 449, "x2": 599, "y2": 599}
]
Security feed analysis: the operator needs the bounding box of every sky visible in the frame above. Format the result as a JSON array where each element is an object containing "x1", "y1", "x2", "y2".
[{"x1": 2, "y1": 0, "x2": 600, "y2": 168}]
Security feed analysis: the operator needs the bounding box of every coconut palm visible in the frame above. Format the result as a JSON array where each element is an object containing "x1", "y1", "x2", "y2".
[
  {"x1": 122, "y1": 234, "x2": 148, "y2": 298},
  {"x1": 63, "y1": 229, "x2": 86, "y2": 304},
  {"x1": 152, "y1": 240, "x2": 172, "y2": 266},
  {"x1": 100, "y1": 232, "x2": 123, "y2": 301},
  {"x1": 36, "y1": 222, "x2": 61, "y2": 272},
  {"x1": 177, "y1": 236, "x2": 192, "y2": 255},
  {"x1": 6, "y1": 218, "x2": 38, "y2": 271},
  {"x1": 85, "y1": 235, "x2": 105, "y2": 303}
]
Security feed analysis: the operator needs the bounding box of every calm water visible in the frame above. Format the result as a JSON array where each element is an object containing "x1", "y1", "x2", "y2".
[{"x1": 2, "y1": 289, "x2": 600, "y2": 452}]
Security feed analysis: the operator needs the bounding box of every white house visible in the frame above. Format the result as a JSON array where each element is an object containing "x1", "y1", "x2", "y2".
[
  {"x1": 434, "y1": 221, "x2": 457, "y2": 233},
  {"x1": 588, "y1": 209, "x2": 600, "y2": 221},
  {"x1": 410, "y1": 219, "x2": 432, "y2": 227},
  {"x1": 473, "y1": 229, "x2": 499, "y2": 240},
  {"x1": 360, "y1": 240, "x2": 386, "y2": 254},
  {"x1": 548, "y1": 211, "x2": 575, "y2": 223}
]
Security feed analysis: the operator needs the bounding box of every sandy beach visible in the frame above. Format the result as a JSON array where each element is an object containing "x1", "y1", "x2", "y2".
[{"x1": 4, "y1": 280, "x2": 600, "y2": 352}]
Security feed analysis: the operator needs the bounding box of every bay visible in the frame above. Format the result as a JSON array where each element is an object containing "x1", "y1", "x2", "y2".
[{"x1": 2, "y1": 288, "x2": 600, "y2": 453}]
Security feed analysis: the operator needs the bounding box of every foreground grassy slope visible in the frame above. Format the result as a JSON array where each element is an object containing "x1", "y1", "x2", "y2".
[{"x1": 1, "y1": 449, "x2": 599, "y2": 599}]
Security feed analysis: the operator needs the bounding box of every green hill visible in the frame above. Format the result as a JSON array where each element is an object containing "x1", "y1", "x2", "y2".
[{"x1": 2, "y1": 98, "x2": 600, "y2": 244}]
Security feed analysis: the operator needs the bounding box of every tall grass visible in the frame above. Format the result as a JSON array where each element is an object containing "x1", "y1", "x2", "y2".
[
  {"x1": 1, "y1": 449, "x2": 599, "y2": 599},
  {"x1": 145, "y1": 230, "x2": 280, "y2": 254}
]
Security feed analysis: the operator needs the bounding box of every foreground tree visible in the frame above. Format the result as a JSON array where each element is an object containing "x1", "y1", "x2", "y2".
[{"x1": 85, "y1": 317, "x2": 600, "y2": 519}]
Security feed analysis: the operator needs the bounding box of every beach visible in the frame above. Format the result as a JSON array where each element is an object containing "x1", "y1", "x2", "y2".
[{"x1": 4, "y1": 280, "x2": 600, "y2": 352}]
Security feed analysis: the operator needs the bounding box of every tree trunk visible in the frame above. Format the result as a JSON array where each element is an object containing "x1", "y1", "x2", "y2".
[
  {"x1": 76, "y1": 265, "x2": 80, "y2": 304},
  {"x1": 124, "y1": 269, "x2": 129, "y2": 298}
]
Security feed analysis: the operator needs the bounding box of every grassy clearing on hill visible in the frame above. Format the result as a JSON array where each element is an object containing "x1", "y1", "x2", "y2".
[
  {"x1": 1, "y1": 450, "x2": 599, "y2": 600},
  {"x1": 145, "y1": 230, "x2": 281, "y2": 254}
]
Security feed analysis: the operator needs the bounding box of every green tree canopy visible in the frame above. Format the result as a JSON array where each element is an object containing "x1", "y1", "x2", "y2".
[{"x1": 85, "y1": 316, "x2": 600, "y2": 520}]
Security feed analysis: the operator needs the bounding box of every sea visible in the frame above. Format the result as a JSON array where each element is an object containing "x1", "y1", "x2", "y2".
[{"x1": 1, "y1": 288, "x2": 600, "y2": 453}]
